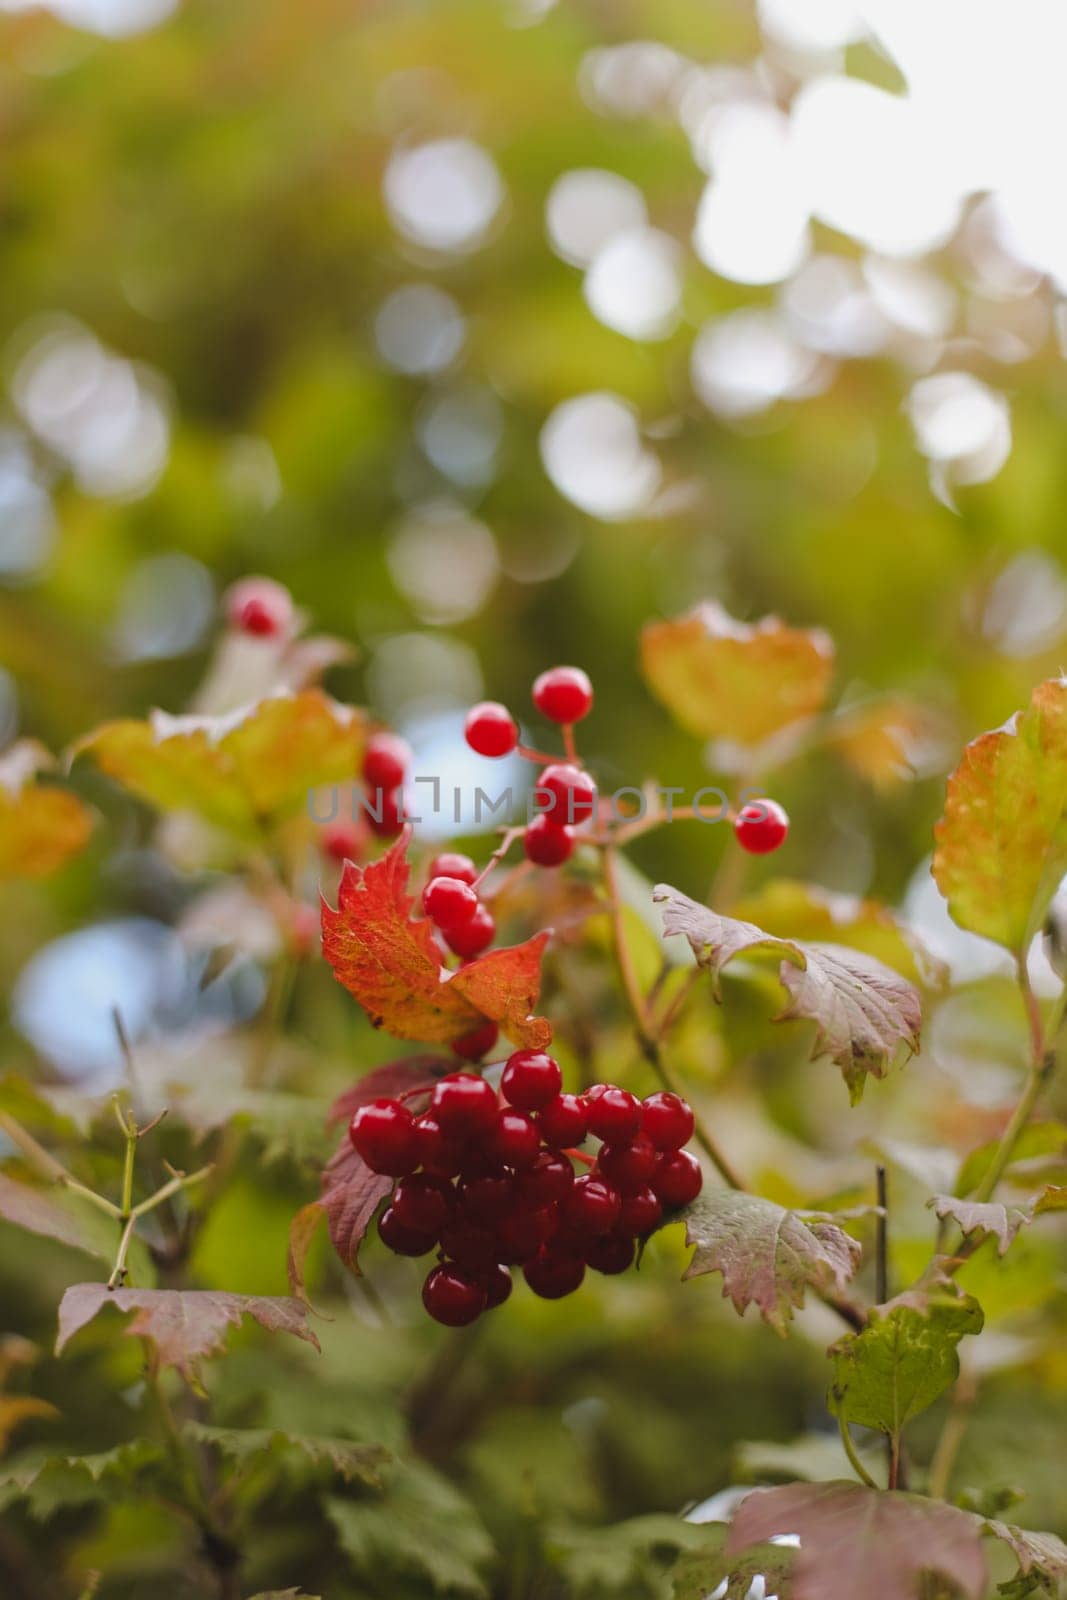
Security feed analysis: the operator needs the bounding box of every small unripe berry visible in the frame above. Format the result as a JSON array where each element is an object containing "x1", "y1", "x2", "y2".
[
  {"x1": 422, "y1": 1264, "x2": 487, "y2": 1326},
  {"x1": 523, "y1": 815, "x2": 574, "y2": 867},
  {"x1": 532, "y1": 666, "x2": 594, "y2": 724},
  {"x1": 362, "y1": 732, "x2": 411, "y2": 791},
  {"x1": 465, "y1": 702, "x2": 519, "y2": 758},
  {"x1": 734, "y1": 798, "x2": 789, "y2": 855},
  {"x1": 224, "y1": 576, "x2": 293, "y2": 639},
  {"x1": 501, "y1": 1050, "x2": 562, "y2": 1111},
  {"x1": 443, "y1": 903, "x2": 495, "y2": 959}
]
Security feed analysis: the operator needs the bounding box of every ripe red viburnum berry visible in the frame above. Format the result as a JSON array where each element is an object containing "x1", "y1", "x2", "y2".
[
  {"x1": 652, "y1": 1149, "x2": 704, "y2": 1209},
  {"x1": 431, "y1": 1072, "x2": 499, "y2": 1138},
  {"x1": 642, "y1": 1091, "x2": 696, "y2": 1152},
  {"x1": 523, "y1": 815, "x2": 574, "y2": 867},
  {"x1": 497, "y1": 1205, "x2": 557, "y2": 1263},
  {"x1": 450, "y1": 1020, "x2": 499, "y2": 1062},
  {"x1": 443, "y1": 903, "x2": 495, "y2": 959},
  {"x1": 428, "y1": 851, "x2": 478, "y2": 885},
  {"x1": 537, "y1": 1093, "x2": 588, "y2": 1149},
  {"x1": 585, "y1": 1086, "x2": 642, "y2": 1145},
  {"x1": 412, "y1": 1115, "x2": 466, "y2": 1177},
  {"x1": 378, "y1": 1207, "x2": 437, "y2": 1257},
  {"x1": 502, "y1": 1049, "x2": 562, "y2": 1111},
  {"x1": 465, "y1": 701, "x2": 519, "y2": 758},
  {"x1": 532, "y1": 666, "x2": 594, "y2": 724},
  {"x1": 595, "y1": 1136, "x2": 658, "y2": 1193},
  {"x1": 563, "y1": 1174, "x2": 622, "y2": 1237},
  {"x1": 585, "y1": 1229, "x2": 636, "y2": 1275},
  {"x1": 536, "y1": 763, "x2": 596, "y2": 826},
  {"x1": 224, "y1": 576, "x2": 293, "y2": 639},
  {"x1": 524, "y1": 1248, "x2": 585, "y2": 1299},
  {"x1": 619, "y1": 1186, "x2": 662, "y2": 1236},
  {"x1": 366, "y1": 787, "x2": 405, "y2": 837},
  {"x1": 391, "y1": 1173, "x2": 454, "y2": 1235},
  {"x1": 459, "y1": 1172, "x2": 514, "y2": 1226},
  {"x1": 319, "y1": 817, "x2": 367, "y2": 864},
  {"x1": 516, "y1": 1150, "x2": 574, "y2": 1208},
  {"x1": 349, "y1": 1099, "x2": 419, "y2": 1176},
  {"x1": 489, "y1": 1109, "x2": 542, "y2": 1169},
  {"x1": 439, "y1": 1219, "x2": 499, "y2": 1273},
  {"x1": 483, "y1": 1263, "x2": 514, "y2": 1309},
  {"x1": 422, "y1": 1265, "x2": 487, "y2": 1326},
  {"x1": 362, "y1": 732, "x2": 411, "y2": 791},
  {"x1": 734, "y1": 798, "x2": 789, "y2": 855},
  {"x1": 422, "y1": 874, "x2": 479, "y2": 930}
]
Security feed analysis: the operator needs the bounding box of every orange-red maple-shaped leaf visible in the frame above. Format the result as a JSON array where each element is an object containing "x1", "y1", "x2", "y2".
[{"x1": 321, "y1": 835, "x2": 551, "y2": 1049}]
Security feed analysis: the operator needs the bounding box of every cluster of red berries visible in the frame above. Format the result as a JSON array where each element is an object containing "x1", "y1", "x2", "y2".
[
  {"x1": 348, "y1": 1052, "x2": 703, "y2": 1327},
  {"x1": 465, "y1": 666, "x2": 597, "y2": 869},
  {"x1": 317, "y1": 730, "x2": 415, "y2": 864}
]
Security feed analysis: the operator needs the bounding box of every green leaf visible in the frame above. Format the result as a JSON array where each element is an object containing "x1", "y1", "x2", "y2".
[
  {"x1": 828, "y1": 1282, "x2": 983, "y2": 1451},
  {"x1": 548, "y1": 1514, "x2": 711, "y2": 1599},
  {"x1": 0, "y1": 1439, "x2": 164, "y2": 1520},
  {"x1": 933, "y1": 677, "x2": 1067, "y2": 955},
  {"x1": 671, "y1": 1526, "x2": 796, "y2": 1600},
  {"x1": 325, "y1": 1461, "x2": 493, "y2": 1597},
  {"x1": 683, "y1": 1189, "x2": 862, "y2": 1335},
  {"x1": 0, "y1": 741, "x2": 93, "y2": 880},
  {"x1": 185, "y1": 1421, "x2": 388, "y2": 1486},
  {"x1": 654, "y1": 887, "x2": 923, "y2": 1101},
  {"x1": 955, "y1": 1122, "x2": 1067, "y2": 1199},
  {"x1": 55, "y1": 1284, "x2": 320, "y2": 1381},
  {"x1": 726, "y1": 1481, "x2": 987, "y2": 1600},
  {"x1": 640, "y1": 602, "x2": 834, "y2": 745},
  {"x1": 75, "y1": 689, "x2": 366, "y2": 838}
]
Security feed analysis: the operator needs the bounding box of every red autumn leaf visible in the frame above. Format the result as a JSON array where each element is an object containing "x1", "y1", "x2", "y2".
[
  {"x1": 321, "y1": 835, "x2": 551, "y2": 1049},
  {"x1": 319, "y1": 1139, "x2": 393, "y2": 1274},
  {"x1": 56, "y1": 1284, "x2": 319, "y2": 1381}
]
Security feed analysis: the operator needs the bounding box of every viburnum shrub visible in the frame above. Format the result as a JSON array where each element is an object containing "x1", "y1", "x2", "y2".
[{"x1": 4, "y1": 584, "x2": 1067, "y2": 1598}]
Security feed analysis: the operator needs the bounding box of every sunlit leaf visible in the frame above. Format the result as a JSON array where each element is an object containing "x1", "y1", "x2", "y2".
[
  {"x1": 933, "y1": 677, "x2": 1067, "y2": 955},
  {"x1": 828, "y1": 1282, "x2": 983, "y2": 1450},
  {"x1": 655, "y1": 886, "x2": 922, "y2": 1101},
  {"x1": 55, "y1": 1284, "x2": 319, "y2": 1380},
  {"x1": 683, "y1": 1189, "x2": 862, "y2": 1336},
  {"x1": 321, "y1": 835, "x2": 551, "y2": 1049},
  {"x1": 75, "y1": 689, "x2": 365, "y2": 838},
  {"x1": 0, "y1": 741, "x2": 92, "y2": 881},
  {"x1": 726, "y1": 1481, "x2": 987, "y2": 1600},
  {"x1": 640, "y1": 602, "x2": 834, "y2": 745}
]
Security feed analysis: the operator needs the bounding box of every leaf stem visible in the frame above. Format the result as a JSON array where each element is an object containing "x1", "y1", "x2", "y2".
[
  {"x1": 0, "y1": 1111, "x2": 121, "y2": 1219},
  {"x1": 838, "y1": 1415, "x2": 878, "y2": 1489}
]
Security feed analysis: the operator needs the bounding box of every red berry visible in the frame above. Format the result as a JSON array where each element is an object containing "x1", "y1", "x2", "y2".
[
  {"x1": 523, "y1": 815, "x2": 575, "y2": 867},
  {"x1": 501, "y1": 1050, "x2": 562, "y2": 1112},
  {"x1": 585, "y1": 1086, "x2": 642, "y2": 1145},
  {"x1": 367, "y1": 787, "x2": 405, "y2": 837},
  {"x1": 422, "y1": 875, "x2": 479, "y2": 930},
  {"x1": 496, "y1": 1205, "x2": 557, "y2": 1263},
  {"x1": 652, "y1": 1149, "x2": 703, "y2": 1208},
  {"x1": 363, "y1": 732, "x2": 411, "y2": 791},
  {"x1": 516, "y1": 1151, "x2": 575, "y2": 1208},
  {"x1": 431, "y1": 1073, "x2": 498, "y2": 1138},
  {"x1": 537, "y1": 1093, "x2": 588, "y2": 1149},
  {"x1": 532, "y1": 666, "x2": 594, "y2": 724},
  {"x1": 483, "y1": 1263, "x2": 513, "y2": 1309},
  {"x1": 444, "y1": 904, "x2": 495, "y2": 959},
  {"x1": 451, "y1": 1021, "x2": 499, "y2": 1062},
  {"x1": 465, "y1": 702, "x2": 519, "y2": 758},
  {"x1": 422, "y1": 1264, "x2": 487, "y2": 1326},
  {"x1": 349, "y1": 1099, "x2": 418, "y2": 1176},
  {"x1": 224, "y1": 576, "x2": 293, "y2": 639},
  {"x1": 595, "y1": 1135, "x2": 658, "y2": 1193},
  {"x1": 429, "y1": 852, "x2": 478, "y2": 886},
  {"x1": 641, "y1": 1091, "x2": 695, "y2": 1152},
  {"x1": 734, "y1": 798, "x2": 789, "y2": 855},
  {"x1": 439, "y1": 1220, "x2": 499, "y2": 1273},
  {"x1": 619, "y1": 1186, "x2": 662, "y2": 1235},
  {"x1": 489, "y1": 1109, "x2": 542, "y2": 1170},
  {"x1": 524, "y1": 1249, "x2": 585, "y2": 1299},
  {"x1": 585, "y1": 1229, "x2": 635, "y2": 1275},
  {"x1": 412, "y1": 1115, "x2": 466, "y2": 1177},
  {"x1": 378, "y1": 1207, "x2": 438, "y2": 1257},
  {"x1": 536, "y1": 763, "x2": 596, "y2": 827},
  {"x1": 320, "y1": 818, "x2": 368, "y2": 864},
  {"x1": 391, "y1": 1173, "x2": 454, "y2": 1235},
  {"x1": 459, "y1": 1173, "x2": 514, "y2": 1226},
  {"x1": 562, "y1": 1174, "x2": 622, "y2": 1237}
]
